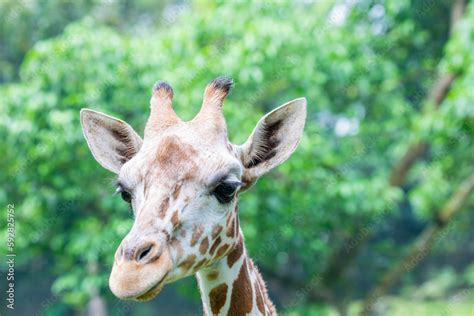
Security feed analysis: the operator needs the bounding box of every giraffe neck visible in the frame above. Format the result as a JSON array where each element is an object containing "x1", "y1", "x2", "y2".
[{"x1": 196, "y1": 232, "x2": 276, "y2": 315}]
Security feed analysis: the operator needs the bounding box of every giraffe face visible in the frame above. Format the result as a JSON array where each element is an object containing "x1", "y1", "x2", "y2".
[
  {"x1": 80, "y1": 77, "x2": 306, "y2": 301},
  {"x1": 107, "y1": 125, "x2": 242, "y2": 300}
]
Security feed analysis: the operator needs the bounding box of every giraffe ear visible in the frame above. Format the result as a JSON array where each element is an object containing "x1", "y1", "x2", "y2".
[
  {"x1": 238, "y1": 98, "x2": 306, "y2": 189},
  {"x1": 80, "y1": 109, "x2": 143, "y2": 174}
]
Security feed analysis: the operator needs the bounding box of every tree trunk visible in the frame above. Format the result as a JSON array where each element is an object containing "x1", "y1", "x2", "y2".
[
  {"x1": 86, "y1": 262, "x2": 108, "y2": 316},
  {"x1": 359, "y1": 173, "x2": 474, "y2": 316},
  {"x1": 87, "y1": 291, "x2": 108, "y2": 316}
]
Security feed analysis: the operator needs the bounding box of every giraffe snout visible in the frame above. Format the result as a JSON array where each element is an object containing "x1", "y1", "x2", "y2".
[
  {"x1": 115, "y1": 240, "x2": 160, "y2": 264},
  {"x1": 109, "y1": 238, "x2": 172, "y2": 300}
]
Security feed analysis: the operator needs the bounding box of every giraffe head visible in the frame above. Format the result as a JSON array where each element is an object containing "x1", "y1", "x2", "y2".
[{"x1": 80, "y1": 77, "x2": 306, "y2": 301}]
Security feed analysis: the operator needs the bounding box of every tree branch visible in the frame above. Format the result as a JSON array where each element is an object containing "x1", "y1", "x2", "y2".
[
  {"x1": 359, "y1": 172, "x2": 474, "y2": 316},
  {"x1": 308, "y1": 0, "x2": 468, "y2": 309},
  {"x1": 388, "y1": 0, "x2": 466, "y2": 187}
]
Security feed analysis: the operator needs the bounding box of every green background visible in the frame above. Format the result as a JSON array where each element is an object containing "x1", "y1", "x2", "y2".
[{"x1": 1, "y1": 0, "x2": 473, "y2": 315}]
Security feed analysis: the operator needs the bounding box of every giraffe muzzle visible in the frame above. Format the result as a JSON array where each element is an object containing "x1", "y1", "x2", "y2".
[{"x1": 109, "y1": 240, "x2": 172, "y2": 300}]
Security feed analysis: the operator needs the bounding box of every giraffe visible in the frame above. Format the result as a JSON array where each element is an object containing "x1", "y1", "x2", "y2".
[{"x1": 80, "y1": 76, "x2": 306, "y2": 315}]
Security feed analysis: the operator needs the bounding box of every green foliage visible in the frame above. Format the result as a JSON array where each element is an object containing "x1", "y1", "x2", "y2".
[
  {"x1": 1, "y1": 0, "x2": 473, "y2": 314},
  {"x1": 0, "y1": 0, "x2": 96, "y2": 82}
]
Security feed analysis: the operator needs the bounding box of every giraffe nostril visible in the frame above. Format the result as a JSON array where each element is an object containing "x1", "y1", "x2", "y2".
[
  {"x1": 138, "y1": 246, "x2": 151, "y2": 261},
  {"x1": 135, "y1": 242, "x2": 156, "y2": 263}
]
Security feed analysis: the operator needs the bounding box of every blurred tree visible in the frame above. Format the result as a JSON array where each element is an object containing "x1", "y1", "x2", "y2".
[
  {"x1": 0, "y1": 0, "x2": 95, "y2": 82},
  {"x1": 0, "y1": 0, "x2": 176, "y2": 83},
  {"x1": 0, "y1": 0, "x2": 473, "y2": 315}
]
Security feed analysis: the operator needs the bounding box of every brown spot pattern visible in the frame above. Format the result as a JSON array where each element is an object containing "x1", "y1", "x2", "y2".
[
  {"x1": 191, "y1": 224, "x2": 204, "y2": 247},
  {"x1": 158, "y1": 197, "x2": 170, "y2": 219},
  {"x1": 193, "y1": 258, "x2": 207, "y2": 272},
  {"x1": 216, "y1": 244, "x2": 230, "y2": 258},
  {"x1": 155, "y1": 137, "x2": 188, "y2": 167},
  {"x1": 209, "y1": 283, "x2": 228, "y2": 315},
  {"x1": 199, "y1": 237, "x2": 209, "y2": 255},
  {"x1": 171, "y1": 210, "x2": 179, "y2": 228},
  {"x1": 227, "y1": 236, "x2": 243, "y2": 268},
  {"x1": 226, "y1": 217, "x2": 235, "y2": 238},
  {"x1": 207, "y1": 270, "x2": 219, "y2": 281},
  {"x1": 211, "y1": 225, "x2": 223, "y2": 239},
  {"x1": 172, "y1": 182, "x2": 183, "y2": 200},
  {"x1": 178, "y1": 254, "x2": 196, "y2": 271},
  {"x1": 228, "y1": 259, "x2": 253, "y2": 315},
  {"x1": 153, "y1": 136, "x2": 198, "y2": 181},
  {"x1": 209, "y1": 237, "x2": 222, "y2": 256}
]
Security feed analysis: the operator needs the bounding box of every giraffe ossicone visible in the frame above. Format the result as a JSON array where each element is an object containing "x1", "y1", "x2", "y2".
[{"x1": 80, "y1": 76, "x2": 307, "y2": 315}]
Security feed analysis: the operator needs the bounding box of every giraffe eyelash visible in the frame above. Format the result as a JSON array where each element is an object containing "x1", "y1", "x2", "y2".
[
  {"x1": 115, "y1": 184, "x2": 133, "y2": 204},
  {"x1": 114, "y1": 185, "x2": 135, "y2": 217}
]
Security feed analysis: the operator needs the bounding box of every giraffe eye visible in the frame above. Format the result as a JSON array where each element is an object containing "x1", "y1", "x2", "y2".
[
  {"x1": 116, "y1": 185, "x2": 132, "y2": 204},
  {"x1": 213, "y1": 181, "x2": 241, "y2": 204},
  {"x1": 121, "y1": 191, "x2": 132, "y2": 204}
]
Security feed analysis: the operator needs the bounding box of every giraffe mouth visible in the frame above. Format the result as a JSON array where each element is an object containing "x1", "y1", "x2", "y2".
[{"x1": 134, "y1": 272, "x2": 169, "y2": 301}]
